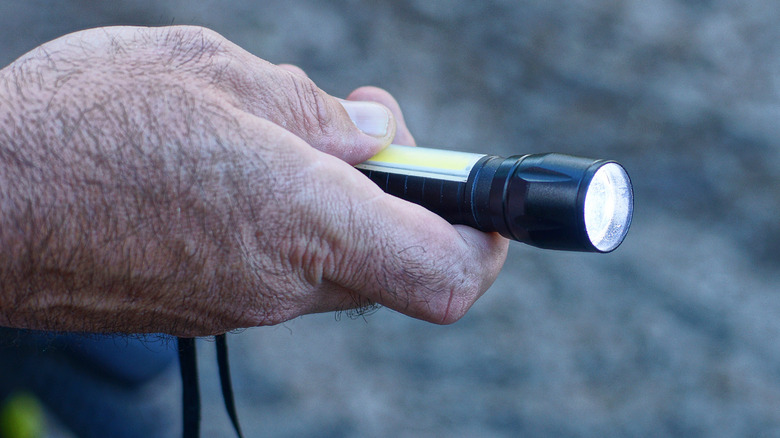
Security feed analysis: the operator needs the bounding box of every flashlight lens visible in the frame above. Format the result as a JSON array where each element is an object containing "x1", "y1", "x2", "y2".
[{"x1": 584, "y1": 163, "x2": 633, "y2": 252}]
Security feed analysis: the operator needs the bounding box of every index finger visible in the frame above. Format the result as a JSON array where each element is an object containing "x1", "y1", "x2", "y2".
[{"x1": 313, "y1": 158, "x2": 509, "y2": 324}]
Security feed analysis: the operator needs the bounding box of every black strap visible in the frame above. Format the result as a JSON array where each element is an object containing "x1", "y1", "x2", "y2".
[
  {"x1": 178, "y1": 335, "x2": 245, "y2": 438},
  {"x1": 177, "y1": 337, "x2": 200, "y2": 438},
  {"x1": 216, "y1": 334, "x2": 244, "y2": 438}
]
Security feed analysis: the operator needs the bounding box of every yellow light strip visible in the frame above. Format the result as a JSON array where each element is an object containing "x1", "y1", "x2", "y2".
[{"x1": 356, "y1": 144, "x2": 485, "y2": 182}]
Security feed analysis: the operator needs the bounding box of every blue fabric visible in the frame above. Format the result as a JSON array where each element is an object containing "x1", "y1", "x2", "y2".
[
  {"x1": 0, "y1": 328, "x2": 180, "y2": 438},
  {"x1": 46, "y1": 332, "x2": 177, "y2": 385}
]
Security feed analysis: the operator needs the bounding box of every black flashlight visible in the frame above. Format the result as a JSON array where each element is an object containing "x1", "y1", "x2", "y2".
[{"x1": 356, "y1": 144, "x2": 633, "y2": 253}]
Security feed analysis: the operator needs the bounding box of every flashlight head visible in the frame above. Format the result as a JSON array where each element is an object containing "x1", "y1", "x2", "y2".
[{"x1": 494, "y1": 154, "x2": 633, "y2": 252}]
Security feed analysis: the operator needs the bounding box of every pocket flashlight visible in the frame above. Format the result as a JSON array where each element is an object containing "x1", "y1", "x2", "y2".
[{"x1": 356, "y1": 144, "x2": 633, "y2": 253}]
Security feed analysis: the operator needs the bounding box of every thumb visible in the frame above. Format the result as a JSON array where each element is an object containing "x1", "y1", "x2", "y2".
[{"x1": 267, "y1": 69, "x2": 396, "y2": 164}]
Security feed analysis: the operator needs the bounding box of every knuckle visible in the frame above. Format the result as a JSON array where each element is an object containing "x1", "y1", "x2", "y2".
[
  {"x1": 287, "y1": 75, "x2": 335, "y2": 138},
  {"x1": 154, "y1": 26, "x2": 228, "y2": 60},
  {"x1": 141, "y1": 26, "x2": 241, "y2": 89},
  {"x1": 235, "y1": 174, "x2": 343, "y2": 325}
]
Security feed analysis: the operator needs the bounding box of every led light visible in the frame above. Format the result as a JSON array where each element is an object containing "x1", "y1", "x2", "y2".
[
  {"x1": 357, "y1": 145, "x2": 634, "y2": 253},
  {"x1": 584, "y1": 163, "x2": 633, "y2": 252}
]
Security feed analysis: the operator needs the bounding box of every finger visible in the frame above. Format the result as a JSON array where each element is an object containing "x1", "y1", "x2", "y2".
[
  {"x1": 264, "y1": 69, "x2": 397, "y2": 164},
  {"x1": 347, "y1": 86, "x2": 416, "y2": 147},
  {"x1": 222, "y1": 56, "x2": 397, "y2": 164},
  {"x1": 344, "y1": 198, "x2": 507, "y2": 324},
  {"x1": 313, "y1": 170, "x2": 509, "y2": 324}
]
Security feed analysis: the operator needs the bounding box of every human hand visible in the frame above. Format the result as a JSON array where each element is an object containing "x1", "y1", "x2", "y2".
[{"x1": 0, "y1": 26, "x2": 508, "y2": 336}]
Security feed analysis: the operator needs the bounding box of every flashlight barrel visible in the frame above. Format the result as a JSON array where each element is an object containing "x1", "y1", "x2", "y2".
[{"x1": 358, "y1": 166, "x2": 480, "y2": 228}]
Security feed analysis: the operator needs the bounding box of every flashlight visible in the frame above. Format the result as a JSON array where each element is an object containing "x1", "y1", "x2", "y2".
[{"x1": 356, "y1": 144, "x2": 633, "y2": 253}]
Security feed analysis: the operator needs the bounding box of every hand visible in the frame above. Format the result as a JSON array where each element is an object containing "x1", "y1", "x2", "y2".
[{"x1": 0, "y1": 26, "x2": 508, "y2": 336}]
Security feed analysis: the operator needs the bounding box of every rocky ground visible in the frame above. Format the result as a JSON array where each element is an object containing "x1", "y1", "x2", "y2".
[{"x1": 1, "y1": 1, "x2": 779, "y2": 437}]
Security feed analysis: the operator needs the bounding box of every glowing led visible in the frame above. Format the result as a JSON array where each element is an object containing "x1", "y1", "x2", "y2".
[{"x1": 584, "y1": 163, "x2": 633, "y2": 252}]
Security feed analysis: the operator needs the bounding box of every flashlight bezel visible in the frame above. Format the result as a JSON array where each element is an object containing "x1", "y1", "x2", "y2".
[{"x1": 581, "y1": 162, "x2": 634, "y2": 253}]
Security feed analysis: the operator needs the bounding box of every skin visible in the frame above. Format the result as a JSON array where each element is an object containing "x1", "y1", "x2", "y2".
[{"x1": 0, "y1": 26, "x2": 508, "y2": 337}]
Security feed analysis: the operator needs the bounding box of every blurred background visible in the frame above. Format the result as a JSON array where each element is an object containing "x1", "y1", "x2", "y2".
[{"x1": 1, "y1": 0, "x2": 779, "y2": 437}]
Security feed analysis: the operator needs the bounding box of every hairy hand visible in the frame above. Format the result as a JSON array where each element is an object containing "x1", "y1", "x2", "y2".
[{"x1": 0, "y1": 26, "x2": 508, "y2": 336}]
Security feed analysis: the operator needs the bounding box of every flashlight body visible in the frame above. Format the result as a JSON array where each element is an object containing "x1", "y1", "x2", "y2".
[
  {"x1": 360, "y1": 161, "x2": 481, "y2": 227},
  {"x1": 356, "y1": 145, "x2": 633, "y2": 253},
  {"x1": 355, "y1": 145, "x2": 484, "y2": 228}
]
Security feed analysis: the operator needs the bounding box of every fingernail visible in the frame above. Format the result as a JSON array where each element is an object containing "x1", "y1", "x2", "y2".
[{"x1": 340, "y1": 100, "x2": 390, "y2": 137}]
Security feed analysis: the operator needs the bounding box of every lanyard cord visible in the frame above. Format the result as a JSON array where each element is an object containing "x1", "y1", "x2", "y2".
[
  {"x1": 177, "y1": 337, "x2": 200, "y2": 438},
  {"x1": 177, "y1": 335, "x2": 245, "y2": 438},
  {"x1": 216, "y1": 334, "x2": 245, "y2": 438}
]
